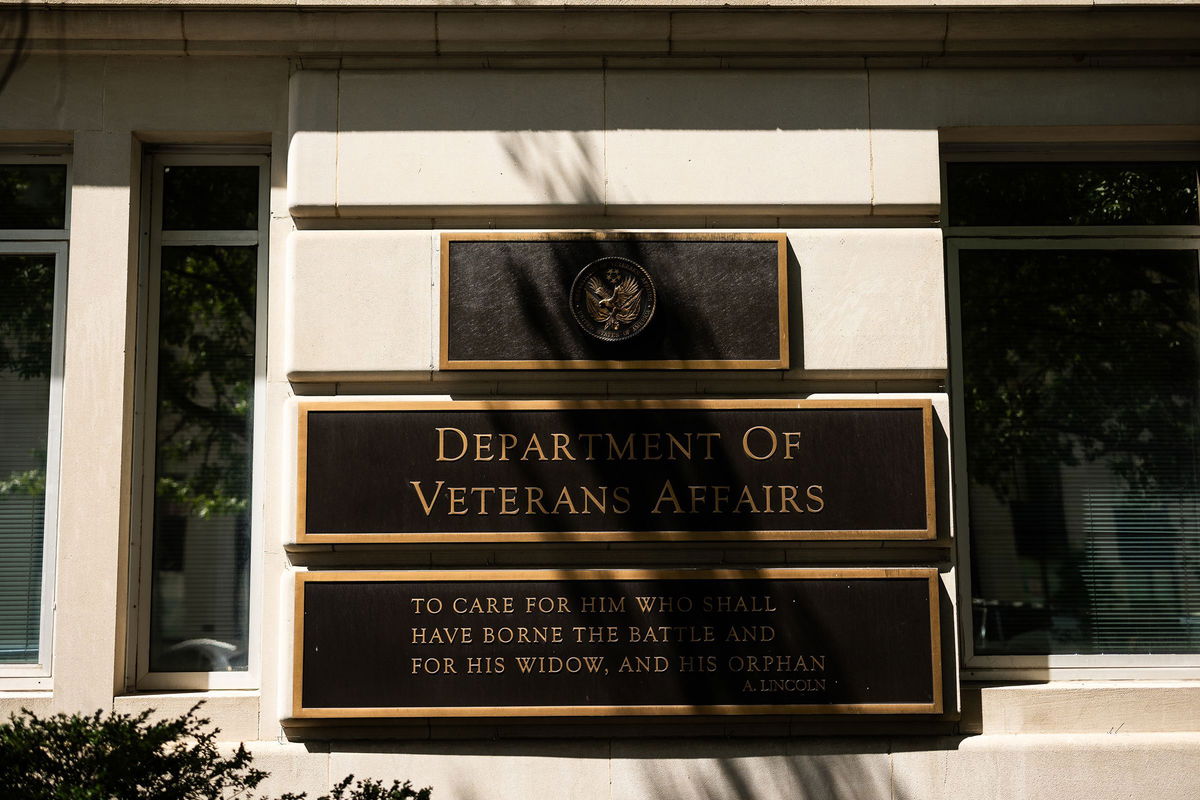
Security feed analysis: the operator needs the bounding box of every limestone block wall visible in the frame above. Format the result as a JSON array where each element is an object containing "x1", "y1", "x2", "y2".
[{"x1": 2, "y1": 8, "x2": 1200, "y2": 797}]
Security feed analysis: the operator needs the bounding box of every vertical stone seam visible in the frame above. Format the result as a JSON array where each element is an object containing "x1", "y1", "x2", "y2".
[
  {"x1": 607, "y1": 737, "x2": 613, "y2": 800},
  {"x1": 865, "y1": 66, "x2": 875, "y2": 213},
  {"x1": 888, "y1": 737, "x2": 896, "y2": 800},
  {"x1": 429, "y1": 231, "x2": 437, "y2": 372},
  {"x1": 99, "y1": 55, "x2": 109, "y2": 132},
  {"x1": 334, "y1": 67, "x2": 341, "y2": 218},
  {"x1": 601, "y1": 65, "x2": 608, "y2": 215}
]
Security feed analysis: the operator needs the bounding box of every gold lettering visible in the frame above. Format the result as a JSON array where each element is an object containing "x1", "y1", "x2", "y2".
[
  {"x1": 580, "y1": 485, "x2": 606, "y2": 514},
  {"x1": 733, "y1": 485, "x2": 760, "y2": 514},
  {"x1": 611, "y1": 485, "x2": 631, "y2": 514},
  {"x1": 551, "y1": 432, "x2": 576, "y2": 461},
  {"x1": 712, "y1": 484, "x2": 730, "y2": 514},
  {"x1": 447, "y1": 486, "x2": 467, "y2": 515},
  {"x1": 806, "y1": 485, "x2": 825, "y2": 513},
  {"x1": 524, "y1": 596, "x2": 570, "y2": 613},
  {"x1": 550, "y1": 486, "x2": 578, "y2": 515},
  {"x1": 783, "y1": 431, "x2": 802, "y2": 460},
  {"x1": 473, "y1": 433, "x2": 494, "y2": 461},
  {"x1": 607, "y1": 433, "x2": 635, "y2": 460},
  {"x1": 665, "y1": 432, "x2": 692, "y2": 460},
  {"x1": 642, "y1": 432, "x2": 662, "y2": 460},
  {"x1": 779, "y1": 484, "x2": 803, "y2": 513},
  {"x1": 525, "y1": 486, "x2": 548, "y2": 515},
  {"x1": 497, "y1": 433, "x2": 517, "y2": 461},
  {"x1": 470, "y1": 486, "x2": 496, "y2": 514},
  {"x1": 409, "y1": 480, "x2": 445, "y2": 516},
  {"x1": 521, "y1": 433, "x2": 547, "y2": 461},
  {"x1": 410, "y1": 626, "x2": 473, "y2": 645},
  {"x1": 697, "y1": 432, "x2": 721, "y2": 460},
  {"x1": 499, "y1": 486, "x2": 519, "y2": 514},
  {"x1": 466, "y1": 656, "x2": 505, "y2": 674},
  {"x1": 742, "y1": 425, "x2": 777, "y2": 460},
  {"x1": 436, "y1": 427, "x2": 468, "y2": 462},
  {"x1": 579, "y1": 433, "x2": 603, "y2": 460},
  {"x1": 651, "y1": 480, "x2": 683, "y2": 514}
]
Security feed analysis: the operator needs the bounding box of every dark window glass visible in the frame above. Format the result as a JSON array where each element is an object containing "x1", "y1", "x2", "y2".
[
  {"x1": 0, "y1": 165, "x2": 67, "y2": 229},
  {"x1": 148, "y1": 245, "x2": 256, "y2": 672},
  {"x1": 948, "y1": 162, "x2": 1200, "y2": 227},
  {"x1": 960, "y1": 248, "x2": 1200, "y2": 655},
  {"x1": 162, "y1": 166, "x2": 259, "y2": 231},
  {"x1": 0, "y1": 254, "x2": 55, "y2": 663}
]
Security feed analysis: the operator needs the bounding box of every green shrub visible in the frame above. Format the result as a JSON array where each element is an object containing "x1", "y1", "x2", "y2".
[
  {"x1": 0, "y1": 704, "x2": 430, "y2": 800},
  {"x1": 321, "y1": 777, "x2": 431, "y2": 800}
]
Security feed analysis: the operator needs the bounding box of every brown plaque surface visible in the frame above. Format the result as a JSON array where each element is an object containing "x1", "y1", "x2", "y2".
[
  {"x1": 292, "y1": 569, "x2": 942, "y2": 718},
  {"x1": 439, "y1": 232, "x2": 788, "y2": 370},
  {"x1": 296, "y1": 399, "x2": 935, "y2": 543}
]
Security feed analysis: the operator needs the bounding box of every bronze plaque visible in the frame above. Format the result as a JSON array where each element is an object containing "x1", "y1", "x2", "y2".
[
  {"x1": 440, "y1": 232, "x2": 788, "y2": 369},
  {"x1": 296, "y1": 399, "x2": 935, "y2": 543},
  {"x1": 292, "y1": 569, "x2": 942, "y2": 718}
]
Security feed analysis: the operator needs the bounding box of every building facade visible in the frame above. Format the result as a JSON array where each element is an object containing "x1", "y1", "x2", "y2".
[{"x1": 2, "y1": 2, "x2": 1200, "y2": 797}]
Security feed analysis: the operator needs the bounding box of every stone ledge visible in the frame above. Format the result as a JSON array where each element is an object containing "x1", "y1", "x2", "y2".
[
  {"x1": 5, "y1": 7, "x2": 1200, "y2": 59},
  {"x1": 964, "y1": 682, "x2": 1200, "y2": 735}
]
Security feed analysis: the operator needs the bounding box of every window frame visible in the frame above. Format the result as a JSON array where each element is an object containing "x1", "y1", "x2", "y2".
[
  {"x1": 0, "y1": 241, "x2": 68, "y2": 688},
  {"x1": 0, "y1": 150, "x2": 71, "y2": 688},
  {"x1": 130, "y1": 151, "x2": 269, "y2": 691},
  {"x1": 945, "y1": 147, "x2": 1200, "y2": 680}
]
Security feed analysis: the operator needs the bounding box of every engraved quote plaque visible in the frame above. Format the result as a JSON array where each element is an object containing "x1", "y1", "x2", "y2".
[
  {"x1": 292, "y1": 568, "x2": 942, "y2": 718},
  {"x1": 440, "y1": 232, "x2": 788, "y2": 369},
  {"x1": 296, "y1": 399, "x2": 936, "y2": 544}
]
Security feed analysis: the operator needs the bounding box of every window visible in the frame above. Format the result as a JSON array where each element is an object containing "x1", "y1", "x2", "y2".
[
  {"x1": 133, "y1": 153, "x2": 267, "y2": 689},
  {"x1": 0, "y1": 154, "x2": 69, "y2": 685},
  {"x1": 948, "y1": 150, "x2": 1200, "y2": 674}
]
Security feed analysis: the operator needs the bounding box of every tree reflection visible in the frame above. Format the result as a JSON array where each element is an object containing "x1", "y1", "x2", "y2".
[
  {"x1": 148, "y1": 246, "x2": 256, "y2": 671},
  {"x1": 961, "y1": 249, "x2": 1200, "y2": 655},
  {"x1": 948, "y1": 162, "x2": 1199, "y2": 227},
  {"x1": 0, "y1": 254, "x2": 54, "y2": 501},
  {"x1": 962, "y1": 249, "x2": 1200, "y2": 500},
  {"x1": 153, "y1": 246, "x2": 256, "y2": 520},
  {"x1": 0, "y1": 165, "x2": 67, "y2": 229}
]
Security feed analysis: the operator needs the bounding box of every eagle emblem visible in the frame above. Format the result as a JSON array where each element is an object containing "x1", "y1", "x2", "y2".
[
  {"x1": 585, "y1": 268, "x2": 643, "y2": 332},
  {"x1": 569, "y1": 257, "x2": 656, "y2": 342}
]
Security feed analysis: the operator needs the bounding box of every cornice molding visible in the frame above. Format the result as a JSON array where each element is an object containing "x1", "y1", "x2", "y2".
[{"x1": 3, "y1": 7, "x2": 1199, "y2": 61}]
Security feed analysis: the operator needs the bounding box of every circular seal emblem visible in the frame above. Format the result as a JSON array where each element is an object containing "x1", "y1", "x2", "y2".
[{"x1": 570, "y1": 257, "x2": 657, "y2": 342}]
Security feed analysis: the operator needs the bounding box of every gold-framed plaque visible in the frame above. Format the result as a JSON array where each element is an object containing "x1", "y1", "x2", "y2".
[
  {"x1": 439, "y1": 231, "x2": 789, "y2": 370},
  {"x1": 295, "y1": 398, "x2": 936, "y2": 544},
  {"x1": 291, "y1": 568, "x2": 943, "y2": 719}
]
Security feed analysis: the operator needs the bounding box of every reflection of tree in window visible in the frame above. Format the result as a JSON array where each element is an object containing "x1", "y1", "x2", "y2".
[
  {"x1": 0, "y1": 255, "x2": 54, "y2": 663},
  {"x1": 948, "y1": 162, "x2": 1199, "y2": 227},
  {"x1": 146, "y1": 162, "x2": 261, "y2": 674},
  {"x1": 961, "y1": 246, "x2": 1200, "y2": 655},
  {"x1": 0, "y1": 165, "x2": 67, "y2": 229},
  {"x1": 952, "y1": 159, "x2": 1200, "y2": 656},
  {"x1": 150, "y1": 246, "x2": 256, "y2": 672}
]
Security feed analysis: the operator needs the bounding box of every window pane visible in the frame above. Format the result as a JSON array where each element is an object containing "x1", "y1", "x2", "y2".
[
  {"x1": 0, "y1": 165, "x2": 67, "y2": 229},
  {"x1": 961, "y1": 248, "x2": 1200, "y2": 655},
  {"x1": 161, "y1": 166, "x2": 259, "y2": 231},
  {"x1": 0, "y1": 254, "x2": 55, "y2": 664},
  {"x1": 948, "y1": 163, "x2": 1200, "y2": 227},
  {"x1": 149, "y1": 245, "x2": 256, "y2": 672}
]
